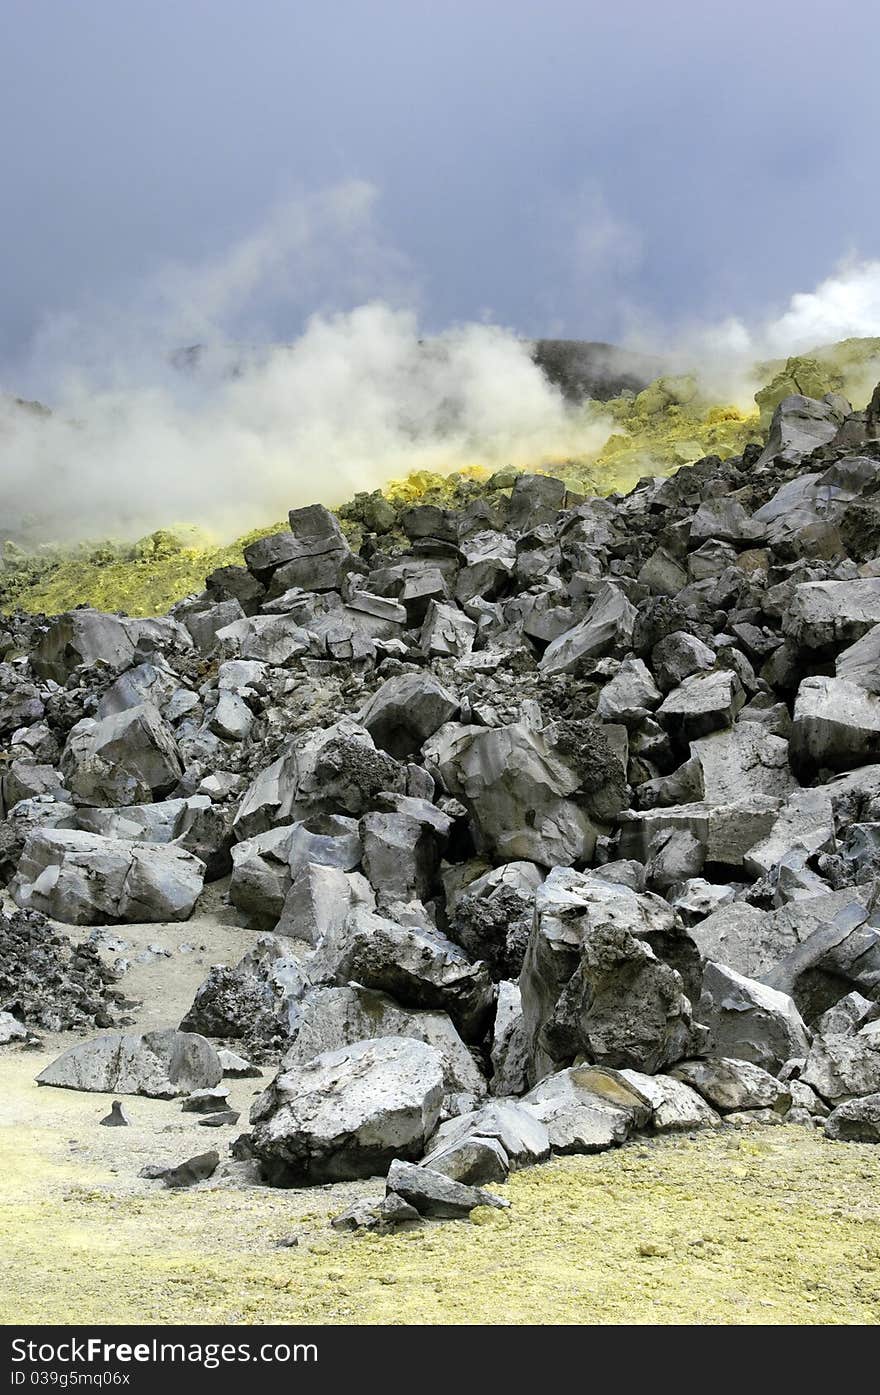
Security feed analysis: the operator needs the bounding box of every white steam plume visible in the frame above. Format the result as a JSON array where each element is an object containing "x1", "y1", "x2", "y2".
[
  {"x1": 0, "y1": 183, "x2": 610, "y2": 545},
  {"x1": 633, "y1": 257, "x2": 880, "y2": 406}
]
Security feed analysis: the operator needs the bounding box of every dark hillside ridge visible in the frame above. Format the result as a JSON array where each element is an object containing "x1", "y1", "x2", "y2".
[{"x1": 531, "y1": 339, "x2": 664, "y2": 401}]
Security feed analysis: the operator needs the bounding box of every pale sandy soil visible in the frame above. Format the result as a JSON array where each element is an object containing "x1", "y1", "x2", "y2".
[{"x1": 2, "y1": 886, "x2": 880, "y2": 1325}]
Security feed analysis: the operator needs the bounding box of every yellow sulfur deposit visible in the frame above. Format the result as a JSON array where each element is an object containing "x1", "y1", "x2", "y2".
[{"x1": 4, "y1": 337, "x2": 879, "y2": 620}]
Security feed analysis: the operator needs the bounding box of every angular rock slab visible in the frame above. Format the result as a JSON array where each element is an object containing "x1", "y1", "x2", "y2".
[
  {"x1": 824, "y1": 1092, "x2": 880, "y2": 1142},
  {"x1": 791, "y1": 676, "x2": 880, "y2": 778},
  {"x1": 250, "y1": 1036, "x2": 446, "y2": 1185},
  {"x1": 670, "y1": 1058, "x2": 791, "y2": 1114},
  {"x1": 37, "y1": 1029, "x2": 222, "y2": 1097},
  {"x1": 698, "y1": 961, "x2": 810, "y2": 1074},
  {"x1": 11, "y1": 828, "x2": 205, "y2": 925},
  {"x1": 386, "y1": 1159, "x2": 509, "y2": 1219}
]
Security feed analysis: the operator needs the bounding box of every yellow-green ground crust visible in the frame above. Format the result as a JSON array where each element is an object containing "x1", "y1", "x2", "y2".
[
  {"x1": 5, "y1": 337, "x2": 879, "y2": 620},
  {"x1": 3, "y1": 1113, "x2": 879, "y2": 1324}
]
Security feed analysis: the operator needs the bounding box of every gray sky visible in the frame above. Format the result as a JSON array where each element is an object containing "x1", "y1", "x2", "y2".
[{"x1": 3, "y1": 0, "x2": 880, "y2": 366}]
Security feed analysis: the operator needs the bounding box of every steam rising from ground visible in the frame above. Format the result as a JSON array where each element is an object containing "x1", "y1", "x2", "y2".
[
  {"x1": 1, "y1": 306, "x2": 613, "y2": 543},
  {"x1": 649, "y1": 258, "x2": 880, "y2": 406},
  {"x1": 4, "y1": 180, "x2": 880, "y2": 545},
  {"x1": 0, "y1": 183, "x2": 611, "y2": 544}
]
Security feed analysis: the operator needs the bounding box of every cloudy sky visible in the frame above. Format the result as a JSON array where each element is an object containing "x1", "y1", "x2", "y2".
[{"x1": 2, "y1": 0, "x2": 879, "y2": 364}]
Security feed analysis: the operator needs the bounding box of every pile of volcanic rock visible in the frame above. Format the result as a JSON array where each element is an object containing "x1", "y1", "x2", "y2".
[
  {"x1": 7, "y1": 383, "x2": 880, "y2": 1223},
  {"x1": 0, "y1": 904, "x2": 121, "y2": 1040}
]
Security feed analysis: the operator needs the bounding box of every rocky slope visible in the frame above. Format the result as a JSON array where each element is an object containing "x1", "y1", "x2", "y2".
[
  {"x1": 4, "y1": 377, "x2": 880, "y2": 1227},
  {"x1": 5, "y1": 336, "x2": 878, "y2": 621}
]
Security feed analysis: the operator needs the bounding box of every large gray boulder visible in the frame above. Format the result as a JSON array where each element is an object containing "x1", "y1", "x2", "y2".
[
  {"x1": 422, "y1": 1100, "x2": 550, "y2": 1182},
  {"x1": 616, "y1": 1069, "x2": 720, "y2": 1131},
  {"x1": 280, "y1": 984, "x2": 487, "y2": 1104},
  {"x1": 179, "y1": 936, "x2": 308, "y2": 1057},
  {"x1": 12, "y1": 828, "x2": 204, "y2": 924},
  {"x1": 233, "y1": 719, "x2": 404, "y2": 839},
  {"x1": 754, "y1": 394, "x2": 841, "y2": 470},
  {"x1": 358, "y1": 672, "x2": 458, "y2": 758},
  {"x1": 519, "y1": 868, "x2": 696, "y2": 1084},
  {"x1": 539, "y1": 582, "x2": 636, "y2": 676},
  {"x1": 689, "y1": 724, "x2": 796, "y2": 805},
  {"x1": 250, "y1": 1036, "x2": 445, "y2": 1184},
  {"x1": 97, "y1": 661, "x2": 182, "y2": 721},
  {"x1": 37, "y1": 1029, "x2": 221, "y2": 1097},
  {"x1": 419, "y1": 602, "x2": 476, "y2": 658},
  {"x1": 426, "y1": 719, "x2": 624, "y2": 867},
  {"x1": 31, "y1": 610, "x2": 136, "y2": 684},
  {"x1": 276, "y1": 861, "x2": 372, "y2": 944},
  {"x1": 671, "y1": 1057, "x2": 791, "y2": 1114},
  {"x1": 521, "y1": 1065, "x2": 646, "y2": 1152},
  {"x1": 802, "y1": 1021, "x2": 880, "y2": 1103},
  {"x1": 791, "y1": 676, "x2": 880, "y2": 777},
  {"x1": 784, "y1": 579, "x2": 880, "y2": 653},
  {"x1": 656, "y1": 669, "x2": 745, "y2": 744},
  {"x1": 596, "y1": 658, "x2": 662, "y2": 726},
  {"x1": 699, "y1": 961, "x2": 810, "y2": 1073},
  {"x1": 836, "y1": 623, "x2": 880, "y2": 694},
  {"x1": 450, "y1": 860, "x2": 544, "y2": 979},
  {"x1": 824, "y1": 1092, "x2": 880, "y2": 1142},
  {"x1": 690, "y1": 886, "x2": 871, "y2": 982},
  {"x1": 215, "y1": 613, "x2": 311, "y2": 665},
  {"x1": 743, "y1": 787, "x2": 835, "y2": 878},
  {"x1": 309, "y1": 907, "x2": 494, "y2": 1042},
  {"x1": 244, "y1": 504, "x2": 352, "y2": 592},
  {"x1": 360, "y1": 796, "x2": 453, "y2": 903},
  {"x1": 619, "y1": 799, "x2": 781, "y2": 869},
  {"x1": 538, "y1": 922, "x2": 695, "y2": 1077},
  {"x1": 62, "y1": 702, "x2": 182, "y2": 807}
]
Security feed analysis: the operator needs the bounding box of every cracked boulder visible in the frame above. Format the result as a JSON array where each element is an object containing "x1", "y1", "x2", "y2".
[
  {"x1": 243, "y1": 504, "x2": 353, "y2": 593},
  {"x1": 783, "y1": 579, "x2": 880, "y2": 654},
  {"x1": 179, "y1": 936, "x2": 308, "y2": 1060},
  {"x1": 698, "y1": 961, "x2": 810, "y2": 1073},
  {"x1": 31, "y1": 610, "x2": 136, "y2": 684},
  {"x1": 62, "y1": 703, "x2": 182, "y2": 807},
  {"x1": 539, "y1": 582, "x2": 636, "y2": 676},
  {"x1": 671, "y1": 1057, "x2": 792, "y2": 1114},
  {"x1": 519, "y1": 868, "x2": 697, "y2": 1083},
  {"x1": 250, "y1": 1036, "x2": 445, "y2": 1185},
  {"x1": 386, "y1": 1158, "x2": 509, "y2": 1218},
  {"x1": 754, "y1": 394, "x2": 842, "y2": 470},
  {"x1": 308, "y1": 906, "x2": 494, "y2": 1042},
  {"x1": 360, "y1": 796, "x2": 453, "y2": 903},
  {"x1": 824, "y1": 1092, "x2": 880, "y2": 1142},
  {"x1": 12, "y1": 828, "x2": 204, "y2": 924},
  {"x1": 791, "y1": 676, "x2": 880, "y2": 778},
  {"x1": 37, "y1": 1028, "x2": 221, "y2": 1097},
  {"x1": 233, "y1": 719, "x2": 404, "y2": 839},
  {"x1": 280, "y1": 984, "x2": 486, "y2": 1105},
  {"x1": 427, "y1": 719, "x2": 624, "y2": 867},
  {"x1": 656, "y1": 669, "x2": 745, "y2": 744},
  {"x1": 358, "y1": 672, "x2": 458, "y2": 758},
  {"x1": 521, "y1": 1065, "x2": 647, "y2": 1152},
  {"x1": 449, "y1": 861, "x2": 544, "y2": 979},
  {"x1": 422, "y1": 1100, "x2": 549, "y2": 1183},
  {"x1": 802, "y1": 1020, "x2": 880, "y2": 1104}
]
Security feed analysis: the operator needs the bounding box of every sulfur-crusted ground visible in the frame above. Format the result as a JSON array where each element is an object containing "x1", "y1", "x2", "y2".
[{"x1": 2, "y1": 1038, "x2": 878, "y2": 1326}]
